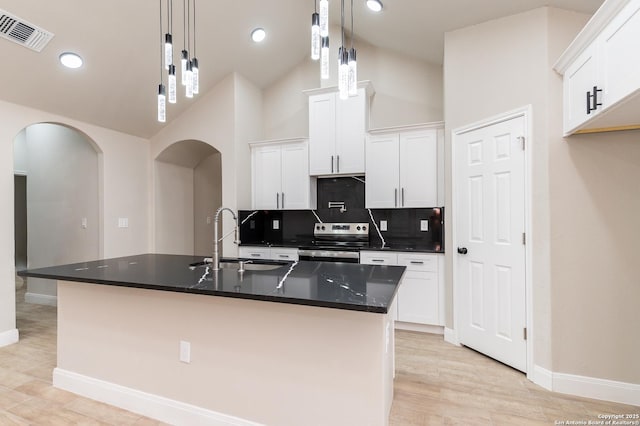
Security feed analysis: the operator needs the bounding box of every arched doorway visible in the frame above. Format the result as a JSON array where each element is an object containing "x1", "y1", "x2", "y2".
[
  {"x1": 13, "y1": 122, "x2": 103, "y2": 305},
  {"x1": 154, "y1": 140, "x2": 222, "y2": 255}
]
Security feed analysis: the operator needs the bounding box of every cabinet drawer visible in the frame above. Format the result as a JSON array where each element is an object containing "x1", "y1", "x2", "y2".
[
  {"x1": 238, "y1": 246, "x2": 270, "y2": 259},
  {"x1": 270, "y1": 248, "x2": 299, "y2": 261},
  {"x1": 360, "y1": 251, "x2": 398, "y2": 265},
  {"x1": 397, "y1": 253, "x2": 437, "y2": 272}
]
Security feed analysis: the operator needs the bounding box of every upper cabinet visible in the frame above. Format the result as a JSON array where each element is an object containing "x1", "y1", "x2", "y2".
[
  {"x1": 555, "y1": 0, "x2": 640, "y2": 135},
  {"x1": 250, "y1": 138, "x2": 317, "y2": 210},
  {"x1": 305, "y1": 82, "x2": 374, "y2": 176},
  {"x1": 365, "y1": 124, "x2": 444, "y2": 209}
]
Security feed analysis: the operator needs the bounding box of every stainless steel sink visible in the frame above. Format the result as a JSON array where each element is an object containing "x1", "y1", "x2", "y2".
[{"x1": 189, "y1": 259, "x2": 288, "y2": 271}]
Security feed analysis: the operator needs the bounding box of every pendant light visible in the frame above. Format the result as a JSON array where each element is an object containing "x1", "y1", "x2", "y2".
[
  {"x1": 319, "y1": 0, "x2": 329, "y2": 37},
  {"x1": 348, "y1": 0, "x2": 358, "y2": 96},
  {"x1": 338, "y1": 0, "x2": 348, "y2": 99},
  {"x1": 164, "y1": 0, "x2": 173, "y2": 70},
  {"x1": 157, "y1": 0, "x2": 166, "y2": 122},
  {"x1": 311, "y1": 1, "x2": 320, "y2": 60},
  {"x1": 191, "y1": 0, "x2": 199, "y2": 94},
  {"x1": 184, "y1": 0, "x2": 193, "y2": 97},
  {"x1": 168, "y1": 64, "x2": 177, "y2": 103},
  {"x1": 321, "y1": 36, "x2": 330, "y2": 79},
  {"x1": 181, "y1": 0, "x2": 189, "y2": 86}
]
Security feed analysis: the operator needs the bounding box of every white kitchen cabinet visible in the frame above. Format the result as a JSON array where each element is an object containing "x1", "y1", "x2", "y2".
[
  {"x1": 360, "y1": 251, "x2": 444, "y2": 327},
  {"x1": 555, "y1": 0, "x2": 640, "y2": 135},
  {"x1": 250, "y1": 139, "x2": 316, "y2": 210},
  {"x1": 366, "y1": 125, "x2": 442, "y2": 209},
  {"x1": 239, "y1": 246, "x2": 299, "y2": 261},
  {"x1": 306, "y1": 82, "x2": 374, "y2": 176}
]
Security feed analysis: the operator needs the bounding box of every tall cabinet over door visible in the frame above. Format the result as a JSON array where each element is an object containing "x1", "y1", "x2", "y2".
[{"x1": 306, "y1": 81, "x2": 374, "y2": 176}]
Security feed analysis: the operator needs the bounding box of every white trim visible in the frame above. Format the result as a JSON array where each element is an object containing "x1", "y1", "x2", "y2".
[
  {"x1": 531, "y1": 365, "x2": 553, "y2": 391},
  {"x1": 303, "y1": 80, "x2": 375, "y2": 97},
  {"x1": 247, "y1": 137, "x2": 307, "y2": 147},
  {"x1": 24, "y1": 292, "x2": 58, "y2": 307},
  {"x1": 0, "y1": 329, "x2": 19, "y2": 347},
  {"x1": 394, "y1": 322, "x2": 443, "y2": 335},
  {"x1": 368, "y1": 121, "x2": 445, "y2": 135},
  {"x1": 444, "y1": 327, "x2": 461, "y2": 346},
  {"x1": 53, "y1": 368, "x2": 264, "y2": 426},
  {"x1": 552, "y1": 371, "x2": 640, "y2": 407},
  {"x1": 451, "y1": 105, "x2": 534, "y2": 376}
]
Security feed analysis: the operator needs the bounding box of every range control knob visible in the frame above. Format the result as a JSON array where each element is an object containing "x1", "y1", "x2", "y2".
[
  {"x1": 316, "y1": 225, "x2": 321, "y2": 230},
  {"x1": 321, "y1": 225, "x2": 326, "y2": 230},
  {"x1": 356, "y1": 226, "x2": 361, "y2": 231},
  {"x1": 362, "y1": 226, "x2": 367, "y2": 231}
]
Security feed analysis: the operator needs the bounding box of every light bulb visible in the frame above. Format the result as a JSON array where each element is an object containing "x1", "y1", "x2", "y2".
[
  {"x1": 348, "y1": 48, "x2": 357, "y2": 97},
  {"x1": 338, "y1": 47, "x2": 349, "y2": 100},
  {"x1": 366, "y1": 0, "x2": 383, "y2": 12},
  {"x1": 321, "y1": 36, "x2": 330, "y2": 80},
  {"x1": 311, "y1": 13, "x2": 320, "y2": 61},
  {"x1": 164, "y1": 33, "x2": 173, "y2": 70},
  {"x1": 192, "y1": 57, "x2": 199, "y2": 94},
  {"x1": 185, "y1": 60, "x2": 193, "y2": 98},
  {"x1": 319, "y1": 0, "x2": 329, "y2": 37},
  {"x1": 181, "y1": 50, "x2": 188, "y2": 85},
  {"x1": 157, "y1": 84, "x2": 166, "y2": 123},
  {"x1": 168, "y1": 65, "x2": 177, "y2": 104}
]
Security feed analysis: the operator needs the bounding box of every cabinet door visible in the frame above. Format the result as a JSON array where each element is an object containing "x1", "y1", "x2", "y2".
[
  {"x1": 270, "y1": 247, "x2": 299, "y2": 261},
  {"x1": 238, "y1": 246, "x2": 270, "y2": 259},
  {"x1": 563, "y1": 44, "x2": 600, "y2": 134},
  {"x1": 365, "y1": 134, "x2": 400, "y2": 208},
  {"x1": 359, "y1": 251, "x2": 398, "y2": 265},
  {"x1": 396, "y1": 271, "x2": 440, "y2": 325},
  {"x1": 252, "y1": 145, "x2": 282, "y2": 209},
  {"x1": 309, "y1": 93, "x2": 336, "y2": 175},
  {"x1": 600, "y1": 0, "x2": 640, "y2": 109},
  {"x1": 335, "y1": 88, "x2": 366, "y2": 174},
  {"x1": 281, "y1": 142, "x2": 310, "y2": 210},
  {"x1": 399, "y1": 130, "x2": 438, "y2": 208}
]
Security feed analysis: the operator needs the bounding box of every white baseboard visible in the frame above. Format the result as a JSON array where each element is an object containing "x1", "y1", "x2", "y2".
[
  {"x1": 0, "y1": 329, "x2": 19, "y2": 348},
  {"x1": 395, "y1": 322, "x2": 444, "y2": 335},
  {"x1": 444, "y1": 327, "x2": 461, "y2": 346},
  {"x1": 530, "y1": 365, "x2": 553, "y2": 391},
  {"x1": 25, "y1": 292, "x2": 58, "y2": 307},
  {"x1": 53, "y1": 368, "x2": 263, "y2": 426},
  {"x1": 552, "y1": 371, "x2": 640, "y2": 407}
]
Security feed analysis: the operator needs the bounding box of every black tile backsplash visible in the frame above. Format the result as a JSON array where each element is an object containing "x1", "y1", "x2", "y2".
[{"x1": 239, "y1": 177, "x2": 444, "y2": 252}]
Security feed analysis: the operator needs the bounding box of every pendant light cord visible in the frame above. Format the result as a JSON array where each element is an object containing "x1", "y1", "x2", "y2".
[
  {"x1": 341, "y1": 0, "x2": 345, "y2": 47},
  {"x1": 183, "y1": 0, "x2": 186, "y2": 50},
  {"x1": 187, "y1": 0, "x2": 191, "y2": 53},
  {"x1": 350, "y1": 0, "x2": 354, "y2": 49},
  {"x1": 193, "y1": 0, "x2": 196, "y2": 56},
  {"x1": 159, "y1": 0, "x2": 163, "y2": 82},
  {"x1": 315, "y1": 0, "x2": 317, "y2": 13}
]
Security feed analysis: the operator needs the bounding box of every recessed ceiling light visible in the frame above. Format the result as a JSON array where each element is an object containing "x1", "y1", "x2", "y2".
[
  {"x1": 251, "y1": 28, "x2": 266, "y2": 43},
  {"x1": 366, "y1": 0, "x2": 383, "y2": 12},
  {"x1": 59, "y1": 52, "x2": 83, "y2": 69}
]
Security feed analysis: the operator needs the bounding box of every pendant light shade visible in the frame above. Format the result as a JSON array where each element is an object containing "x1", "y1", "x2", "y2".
[
  {"x1": 192, "y1": 57, "x2": 199, "y2": 94},
  {"x1": 168, "y1": 64, "x2": 177, "y2": 103},
  {"x1": 319, "y1": 0, "x2": 329, "y2": 37},
  {"x1": 338, "y1": 47, "x2": 349, "y2": 100},
  {"x1": 321, "y1": 36, "x2": 330, "y2": 79},
  {"x1": 311, "y1": 12, "x2": 320, "y2": 60},
  {"x1": 185, "y1": 60, "x2": 194, "y2": 98},
  {"x1": 181, "y1": 49, "x2": 188, "y2": 85},
  {"x1": 348, "y1": 48, "x2": 357, "y2": 96},
  {"x1": 158, "y1": 84, "x2": 166, "y2": 122},
  {"x1": 164, "y1": 33, "x2": 173, "y2": 69}
]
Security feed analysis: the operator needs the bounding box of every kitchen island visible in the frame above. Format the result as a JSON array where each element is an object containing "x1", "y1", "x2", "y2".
[{"x1": 19, "y1": 254, "x2": 404, "y2": 426}]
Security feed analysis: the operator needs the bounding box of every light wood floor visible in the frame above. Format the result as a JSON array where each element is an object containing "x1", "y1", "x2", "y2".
[{"x1": 1, "y1": 286, "x2": 637, "y2": 425}]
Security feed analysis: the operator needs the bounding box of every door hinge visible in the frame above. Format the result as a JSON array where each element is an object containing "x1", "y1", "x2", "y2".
[
  {"x1": 524, "y1": 327, "x2": 527, "y2": 340},
  {"x1": 518, "y1": 136, "x2": 525, "y2": 150},
  {"x1": 522, "y1": 233, "x2": 526, "y2": 245}
]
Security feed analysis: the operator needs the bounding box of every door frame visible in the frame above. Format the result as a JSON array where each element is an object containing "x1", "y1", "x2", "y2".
[{"x1": 451, "y1": 105, "x2": 534, "y2": 378}]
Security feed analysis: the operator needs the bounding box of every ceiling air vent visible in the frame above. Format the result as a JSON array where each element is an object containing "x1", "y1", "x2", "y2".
[{"x1": 0, "y1": 9, "x2": 54, "y2": 52}]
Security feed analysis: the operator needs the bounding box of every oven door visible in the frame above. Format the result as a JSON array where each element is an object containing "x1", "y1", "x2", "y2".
[{"x1": 298, "y1": 249, "x2": 360, "y2": 263}]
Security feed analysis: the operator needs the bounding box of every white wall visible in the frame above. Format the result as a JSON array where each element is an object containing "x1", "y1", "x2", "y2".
[
  {"x1": 0, "y1": 99, "x2": 150, "y2": 343},
  {"x1": 194, "y1": 153, "x2": 222, "y2": 256}
]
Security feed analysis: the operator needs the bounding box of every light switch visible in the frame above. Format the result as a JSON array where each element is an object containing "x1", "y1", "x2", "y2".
[
  {"x1": 81, "y1": 218, "x2": 87, "y2": 229},
  {"x1": 420, "y1": 220, "x2": 429, "y2": 231},
  {"x1": 272, "y1": 219, "x2": 280, "y2": 230},
  {"x1": 206, "y1": 216, "x2": 211, "y2": 225},
  {"x1": 380, "y1": 220, "x2": 387, "y2": 232},
  {"x1": 118, "y1": 218, "x2": 129, "y2": 228},
  {"x1": 180, "y1": 340, "x2": 191, "y2": 363}
]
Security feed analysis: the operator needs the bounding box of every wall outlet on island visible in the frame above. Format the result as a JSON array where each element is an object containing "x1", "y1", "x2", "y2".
[
  {"x1": 380, "y1": 220, "x2": 387, "y2": 232},
  {"x1": 420, "y1": 220, "x2": 429, "y2": 231},
  {"x1": 272, "y1": 219, "x2": 280, "y2": 230}
]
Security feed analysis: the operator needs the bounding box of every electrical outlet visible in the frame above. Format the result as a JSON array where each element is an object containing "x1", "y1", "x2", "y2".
[
  {"x1": 81, "y1": 218, "x2": 87, "y2": 229},
  {"x1": 273, "y1": 219, "x2": 280, "y2": 230},
  {"x1": 380, "y1": 220, "x2": 387, "y2": 232},
  {"x1": 420, "y1": 220, "x2": 429, "y2": 231},
  {"x1": 250, "y1": 220, "x2": 255, "y2": 229},
  {"x1": 118, "y1": 218, "x2": 129, "y2": 228},
  {"x1": 206, "y1": 216, "x2": 211, "y2": 225},
  {"x1": 180, "y1": 340, "x2": 191, "y2": 363}
]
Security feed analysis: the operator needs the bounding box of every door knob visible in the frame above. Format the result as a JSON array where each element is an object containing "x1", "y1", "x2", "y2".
[{"x1": 457, "y1": 247, "x2": 468, "y2": 255}]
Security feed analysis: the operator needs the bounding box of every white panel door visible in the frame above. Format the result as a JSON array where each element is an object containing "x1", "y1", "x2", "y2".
[
  {"x1": 336, "y1": 87, "x2": 366, "y2": 174},
  {"x1": 281, "y1": 142, "x2": 310, "y2": 210},
  {"x1": 365, "y1": 134, "x2": 400, "y2": 208},
  {"x1": 399, "y1": 129, "x2": 438, "y2": 208},
  {"x1": 600, "y1": 0, "x2": 640, "y2": 108},
  {"x1": 455, "y1": 115, "x2": 527, "y2": 372},
  {"x1": 252, "y1": 145, "x2": 282, "y2": 210},
  {"x1": 309, "y1": 93, "x2": 336, "y2": 175}
]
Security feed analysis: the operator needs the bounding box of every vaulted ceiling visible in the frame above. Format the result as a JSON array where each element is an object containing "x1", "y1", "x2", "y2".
[{"x1": 0, "y1": 0, "x2": 602, "y2": 138}]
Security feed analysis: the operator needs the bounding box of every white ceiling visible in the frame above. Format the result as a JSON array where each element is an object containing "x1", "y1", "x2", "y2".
[{"x1": 0, "y1": 0, "x2": 603, "y2": 139}]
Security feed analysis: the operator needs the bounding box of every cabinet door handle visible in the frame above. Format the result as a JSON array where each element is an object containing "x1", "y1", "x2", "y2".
[
  {"x1": 410, "y1": 261, "x2": 424, "y2": 265},
  {"x1": 371, "y1": 259, "x2": 385, "y2": 263},
  {"x1": 279, "y1": 254, "x2": 290, "y2": 258},
  {"x1": 394, "y1": 188, "x2": 398, "y2": 208},
  {"x1": 251, "y1": 253, "x2": 261, "y2": 257},
  {"x1": 586, "y1": 86, "x2": 603, "y2": 114},
  {"x1": 331, "y1": 156, "x2": 334, "y2": 173},
  {"x1": 401, "y1": 187, "x2": 405, "y2": 207},
  {"x1": 276, "y1": 193, "x2": 280, "y2": 209},
  {"x1": 336, "y1": 155, "x2": 340, "y2": 173},
  {"x1": 281, "y1": 192, "x2": 285, "y2": 209}
]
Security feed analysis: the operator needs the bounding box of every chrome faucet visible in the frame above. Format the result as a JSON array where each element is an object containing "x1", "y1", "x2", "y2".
[{"x1": 212, "y1": 207, "x2": 240, "y2": 271}]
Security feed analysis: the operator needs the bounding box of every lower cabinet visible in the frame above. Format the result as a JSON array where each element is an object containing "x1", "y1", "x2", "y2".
[
  {"x1": 360, "y1": 251, "x2": 444, "y2": 326},
  {"x1": 238, "y1": 246, "x2": 299, "y2": 261}
]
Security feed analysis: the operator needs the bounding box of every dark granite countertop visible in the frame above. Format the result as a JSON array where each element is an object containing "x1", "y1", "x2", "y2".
[{"x1": 17, "y1": 254, "x2": 404, "y2": 314}]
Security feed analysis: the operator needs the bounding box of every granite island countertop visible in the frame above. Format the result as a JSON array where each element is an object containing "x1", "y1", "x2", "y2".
[{"x1": 18, "y1": 254, "x2": 405, "y2": 314}]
